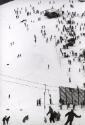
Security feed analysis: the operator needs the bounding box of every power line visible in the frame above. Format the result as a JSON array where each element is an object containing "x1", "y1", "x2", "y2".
[
  {"x1": 1, "y1": 79, "x2": 45, "y2": 90},
  {"x1": 1, "y1": 79, "x2": 57, "y2": 92},
  {"x1": 0, "y1": 73, "x2": 45, "y2": 86},
  {"x1": 1, "y1": 74, "x2": 58, "y2": 112},
  {"x1": 0, "y1": 72, "x2": 57, "y2": 88}
]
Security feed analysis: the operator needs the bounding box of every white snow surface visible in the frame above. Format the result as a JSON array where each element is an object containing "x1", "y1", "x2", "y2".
[{"x1": 0, "y1": 0, "x2": 85, "y2": 124}]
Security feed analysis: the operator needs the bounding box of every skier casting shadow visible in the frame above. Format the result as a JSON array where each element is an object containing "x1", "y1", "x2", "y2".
[{"x1": 64, "y1": 109, "x2": 81, "y2": 125}]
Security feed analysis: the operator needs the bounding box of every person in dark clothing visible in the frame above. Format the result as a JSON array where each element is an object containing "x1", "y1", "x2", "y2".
[
  {"x1": 37, "y1": 99, "x2": 38, "y2": 106},
  {"x1": 53, "y1": 111, "x2": 61, "y2": 121},
  {"x1": 64, "y1": 109, "x2": 81, "y2": 125},
  {"x1": 49, "y1": 94, "x2": 52, "y2": 105},
  {"x1": 2, "y1": 116, "x2": 7, "y2": 125},
  {"x1": 39, "y1": 98, "x2": 41, "y2": 106},
  {"x1": 73, "y1": 104, "x2": 75, "y2": 110},
  {"x1": 67, "y1": 103, "x2": 70, "y2": 109},
  {"x1": 22, "y1": 115, "x2": 29, "y2": 123},
  {"x1": 47, "y1": 106, "x2": 55, "y2": 123},
  {"x1": 2, "y1": 116, "x2": 10, "y2": 125},
  {"x1": 8, "y1": 94, "x2": 10, "y2": 99},
  {"x1": 6, "y1": 116, "x2": 10, "y2": 124},
  {"x1": 49, "y1": 97, "x2": 52, "y2": 105}
]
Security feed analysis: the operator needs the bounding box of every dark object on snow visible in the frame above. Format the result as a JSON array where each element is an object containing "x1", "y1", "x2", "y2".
[
  {"x1": 0, "y1": 0, "x2": 14, "y2": 5},
  {"x1": 6, "y1": 116, "x2": 10, "y2": 125},
  {"x1": 2, "y1": 116, "x2": 10, "y2": 125},
  {"x1": 20, "y1": 108, "x2": 23, "y2": 111},
  {"x1": 49, "y1": 97, "x2": 52, "y2": 105},
  {"x1": 37, "y1": 98, "x2": 41, "y2": 106},
  {"x1": 67, "y1": 103, "x2": 70, "y2": 109},
  {"x1": 47, "y1": 106, "x2": 55, "y2": 123},
  {"x1": 44, "y1": 9, "x2": 64, "y2": 19},
  {"x1": 79, "y1": 50, "x2": 85, "y2": 60},
  {"x1": 20, "y1": 19, "x2": 27, "y2": 23},
  {"x1": 83, "y1": 50, "x2": 85, "y2": 59},
  {"x1": 48, "y1": 64, "x2": 50, "y2": 69},
  {"x1": 17, "y1": 54, "x2": 21, "y2": 58},
  {"x1": 73, "y1": 104, "x2": 75, "y2": 110},
  {"x1": 64, "y1": 109, "x2": 81, "y2": 125},
  {"x1": 44, "y1": 117, "x2": 47, "y2": 123},
  {"x1": 79, "y1": 0, "x2": 85, "y2": 2},
  {"x1": 6, "y1": 108, "x2": 10, "y2": 111},
  {"x1": 22, "y1": 115, "x2": 29, "y2": 123},
  {"x1": 63, "y1": 53, "x2": 70, "y2": 58},
  {"x1": 63, "y1": 38, "x2": 76, "y2": 49},
  {"x1": 47, "y1": 106, "x2": 61, "y2": 123},
  {"x1": 59, "y1": 98, "x2": 64, "y2": 105},
  {"x1": 2, "y1": 116, "x2": 7, "y2": 125},
  {"x1": 53, "y1": 111, "x2": 61, "y2": 121},
  {"x1": 7, "y1": 64, "x2": 9, "y2": 66},
  {"x1": 8, "y1": 94, "x2": 10, "y2": 99},
  {"x1": 70, "y1": 4, "x2": 74, "y2": 8},
  {"x1": 67, "y1": 20, "x2": 75, "y2": 25}
]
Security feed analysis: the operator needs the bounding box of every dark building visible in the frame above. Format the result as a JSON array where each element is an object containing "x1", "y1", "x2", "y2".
[
  {"x1": 0, "y1": 0, "x2": 14, "y2": 5},
  {"x1": 44, "y1": 9, "x2": 64, "y2": 19},
  {"x1": 78, "y1": 0, "x2": 85, "y2": 2}
]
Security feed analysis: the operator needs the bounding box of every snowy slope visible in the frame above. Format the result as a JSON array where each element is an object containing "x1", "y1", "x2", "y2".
[{"x1": 0, "y1": 0, "x2": 85, "y2": 124}]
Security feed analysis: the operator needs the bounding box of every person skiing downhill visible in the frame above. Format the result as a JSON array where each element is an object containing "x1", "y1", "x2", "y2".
[{"x1": 64, "y1": 109, "x2": 81, "y2": 125}]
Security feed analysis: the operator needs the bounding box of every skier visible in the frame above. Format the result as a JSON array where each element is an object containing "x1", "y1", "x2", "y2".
[
  {"x1": 8, "y1": 94, "x2": 10, "y2": 99},
  {"x1": 6, "y1": 116, "x2": 10, "y2": 124},
  {"x1": 47, "y1": 106, "x2": 55, "y2": 123},
  {"x1": 22, "y1": 115, "x2": 29, "y2": 123},
  {"x1": 64, "y1": 109, "x2": 81, "y2": 125},
  {"x1": 2, "y1": 116, "x2": 7, "y2": 125}
]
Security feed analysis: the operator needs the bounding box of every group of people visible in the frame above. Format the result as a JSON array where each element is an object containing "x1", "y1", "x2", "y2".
[
  {"x1": 5, "y1": 0, "x2": 85, "y2": 124},
  {"x1": 46, "y1": 106, "x2": 61, "y2": 123},
  {"x1": 2, "y1": 115, "x2": 29, "y2": 125},
  {"x1": 46, "y1": 106, "x2": 81, "y2": 125},
  {"x1": 2, "y1": 116, "x2": 10, "y2": 125},
  {"x1": 11, "y1": 0, "x2": 85, "y2": 82},
  {"x1": 2, "y1": 105, "x2": 81, "y2": 125}
]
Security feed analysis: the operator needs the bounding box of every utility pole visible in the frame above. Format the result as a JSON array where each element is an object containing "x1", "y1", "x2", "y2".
[{"x1": 44, "y1": 84, "x2": 46, "y2": 109}]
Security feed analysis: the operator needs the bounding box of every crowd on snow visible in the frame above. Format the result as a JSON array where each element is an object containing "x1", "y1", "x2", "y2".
[
  {"x1": 4, "y1": 0, "x2": 85, "y2": 124},
  {"x1": 8, "y1": 0, "x2": 85, "y2": 85}
]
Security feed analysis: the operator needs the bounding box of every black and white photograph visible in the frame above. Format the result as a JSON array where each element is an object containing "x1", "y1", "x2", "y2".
[{"x1": 0, "y1": 0, "x2": 85, "y2": 124}]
